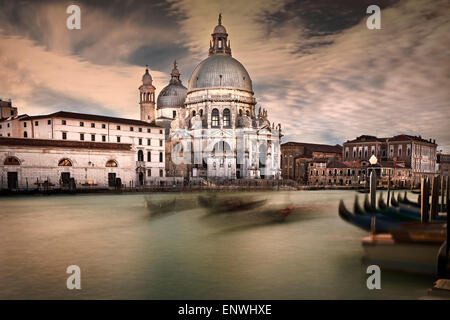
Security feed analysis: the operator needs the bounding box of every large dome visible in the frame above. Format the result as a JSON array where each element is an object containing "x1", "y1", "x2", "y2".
[{"x1": 188, "y1": 54, "x2": 253, "y2": 92}]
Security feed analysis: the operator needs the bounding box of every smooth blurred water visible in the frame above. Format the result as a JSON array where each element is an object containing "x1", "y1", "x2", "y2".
[{"x1": 0, "y1": 190, "x2": 433, "y2": 299}]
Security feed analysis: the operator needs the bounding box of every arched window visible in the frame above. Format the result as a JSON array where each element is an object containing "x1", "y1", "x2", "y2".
[
  {"x1": 192, "y1": 110, "x2": 196, "y2": 117},
  {"x1": 211, "y1": 108, "x2": 219, "y2": 127},
  {"x1": 223, "y1": 109, "x2": 230, "y2": 127},
  {"x1": 199, "y1": 109, "x2": 203, "y2": 117},
  {"x1": 259, "y1": 144, "x2": 267, "y2": 168},
  {"x1": 239, "y1": 109, "x2": 242, "y2": 116},
  {"x1": 212, "y1": 141, "x2": 231, "y2": 157},
  {"x1": 106, "y1": 160, "x2": 118, "y2": 167},
  {"x1": 137, "y1": 150, "x2": 144, "y2": 162},
  {"x1": 246, "y1": 110, "x2": 250, "y2": 116},
  {"x1": 58, "y1": 158, "x2": 72, "y2": 166},
  {"x1": 4, "y1": 156, "x2": 20, "y2": 165},
  {"x1": 159, "y1": 169, "x2": 164, "y2": 177}
]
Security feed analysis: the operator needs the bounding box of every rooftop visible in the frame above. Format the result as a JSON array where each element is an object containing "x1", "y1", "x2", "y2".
[
  {"x1": 282, "y1": 141, "x2": 342, "y2": 154},
  {"x1": 0, "y1": 137, "x2": 132, "y2": 150},
  {"x1": 18, "y1": 111, "x2": 161, "y2": 128}
]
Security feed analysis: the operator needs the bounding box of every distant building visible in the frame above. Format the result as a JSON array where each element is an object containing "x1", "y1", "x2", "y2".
[
  {"x1": 437, "y1": 152, "x2": 450, "y2": 177},
  {"x1": 280, "y1": 142, "x2": 342, "y2": 183},
  {"x1": 343, "y1": 134, "x2": 438, "y2": 187}
]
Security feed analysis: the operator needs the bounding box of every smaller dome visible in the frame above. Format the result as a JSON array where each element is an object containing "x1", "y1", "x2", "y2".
[
  {"x1": 157, "y1": 61, "x2": 187, "y2": 109},
  {"x1": 157, "y1": 83, "x2": 187, "y2": 109}
]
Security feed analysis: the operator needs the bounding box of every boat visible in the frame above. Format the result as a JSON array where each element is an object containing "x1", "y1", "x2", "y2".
[
  {"x1": 398, "y1": 192, "x2": 420, "y2": 208},
  {"x1": 338, "y1": 200, "x2": 403, "y2": 233},
  {"x1": 145, "y1": 197, "x2": 177, "y2": 216},
  {"x1": 198, "y1": 194, "x2": 267, "y2": 214}
]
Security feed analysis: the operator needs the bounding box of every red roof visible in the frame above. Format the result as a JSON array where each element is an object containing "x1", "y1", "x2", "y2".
[{"x1": 281, "y1": 141, "x2": 342, "y2": 154}]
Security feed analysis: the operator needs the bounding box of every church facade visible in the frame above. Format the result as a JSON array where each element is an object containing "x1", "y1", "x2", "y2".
[{"x1": 163, "y1": 16, "x2": 282, "y2": 180}]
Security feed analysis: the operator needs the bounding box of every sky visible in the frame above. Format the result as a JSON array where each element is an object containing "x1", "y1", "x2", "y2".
[{"x1": 0, "y1": 0, "x2": 449, "y2": 150}]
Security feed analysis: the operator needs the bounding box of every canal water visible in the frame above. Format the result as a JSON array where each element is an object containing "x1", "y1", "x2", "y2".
[{"x1": 0, "y1": 190, "x2": 433, "y2": 299}]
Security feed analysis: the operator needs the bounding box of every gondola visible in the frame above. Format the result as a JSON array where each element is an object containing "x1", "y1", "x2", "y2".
[
  {"x1": 198, "y1": 194, "x2": 266, "y2": 214},
  {"x1": 338, "y1": 200, "x2": 403, "y2": 233},
  {"x1": 145, "y1": 198, "x2": 177, "y2": 216},
  {"x1": 398, "y1": 192, "x2": 420, "y2": 208}
]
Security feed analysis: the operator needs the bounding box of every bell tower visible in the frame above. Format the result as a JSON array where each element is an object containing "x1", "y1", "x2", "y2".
[{"x1": 139, "y1": 65, "x2": 156, "y2": 122}]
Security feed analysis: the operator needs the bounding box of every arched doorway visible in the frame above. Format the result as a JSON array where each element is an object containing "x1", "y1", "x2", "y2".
[
  {"x1": 58, "y1": 158, "x2": 72, "y2": 187},
  {"x1": 4, "y1": 156, "x2": 20, "y2": 189}
]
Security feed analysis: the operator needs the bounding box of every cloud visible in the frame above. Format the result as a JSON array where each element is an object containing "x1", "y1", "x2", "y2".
[{"x1": 0, "y1": 0, "x2": 448, "y2": 151}]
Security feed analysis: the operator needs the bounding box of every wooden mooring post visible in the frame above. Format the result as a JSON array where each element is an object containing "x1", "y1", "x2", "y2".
[
  {"x1": 370, "y1": 171, "x2": 376, "y2": 211},
  {"x1": 420, "y1": 177, "x2": 430, "y2": 223},
  {"x1": 440, "y1": 176, "x2": 445, "y2": 212},
  {"x1": 386, "y1": 172, "x2": 391, "y2": 208},
  {"x1": 430, "y1": 176, "x2": 440, "y2": 221}
]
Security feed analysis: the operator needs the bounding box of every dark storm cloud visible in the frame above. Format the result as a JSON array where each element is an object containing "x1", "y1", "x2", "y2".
[{"x1": 258, "y1": 0, "x2": 399, "y2": 37}]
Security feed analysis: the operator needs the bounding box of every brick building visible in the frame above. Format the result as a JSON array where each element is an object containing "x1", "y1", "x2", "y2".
[
  {"x1": 343, "y1": 134, "x2": 437, "y2": 187},
  {"x1": 437, "y1": 152, "x2": 450, "y2": 177},
  {"x1": 281, "y1": 142, "x2": 342, "y2": 183}
]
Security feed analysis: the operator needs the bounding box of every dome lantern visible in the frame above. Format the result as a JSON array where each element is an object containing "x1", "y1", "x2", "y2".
[{"x1": 209, "y1": 13, "x2": 231, "y2": 56}]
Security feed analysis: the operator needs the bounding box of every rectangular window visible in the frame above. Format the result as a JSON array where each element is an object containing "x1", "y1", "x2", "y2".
[
  {"x1": 24, "y1": 122, "x2": 27, "y2": 127},
  {"x1": 62, "y1": 120, "x2": 66, "y2": 125},
  {"x1": 91, "y1": 134, "x2": 95, "y2": 141},
  {"x1": 91, "y1": 123, "x2": 95, "y2": 128},
  {"x1": 159, "y1": 152, "x2": 163, "y2": 162},
  {"x1": 117, "y1": 125, "x2": 121, "y2": 130},
  {"x1": 62, "y1": 132, "x2": 67, "y2": 140},
  {"x1": 102, "y1": 124, "x2": 106, "y2": 129},
  {"x1": 48, "y1": 120, "x2": 51, "y2": 125},
  {"x1": 147, "y1": 139, "x2": 151, "y2": 146},
  {"x1": 80, "y1": 121, "x2": 84, "y2": 127},
  {"x1": 7, "y1": 123, "x2": 10, "y2": 127},
  {"x1": 138, "y1": 128, "x2": 142, "y2": 132},
  {"x1": 117, "y1": 136, "x2": 121, "y2": 143},
  {"x1": 0, "y1": 125, "x2": 2, "y2": 129},
  {"x1": 35, "y1": 121, "x2": 39, "y2": 126},
  {"x1": 147, "y1": 151, "x2": 151, "y2": 162},
  {"x1": 159, "y1": 140, "x2": 163, "y2": 147},
  {"x1": 80, "y1": 133, "x2": 84, "y2": 141},
  {"x1": 102, "y1": 135, "x2": 106, "y2": 142},
  {"x1": 130, "y1": 127, "x2": 134, "y2": 131},
  {"x1": 160, "y1": 130, "x2": 163, "y2": 134},
  {"x1": 147, "y1": 128, "x2": 151, "y2": 133},
  {"x1": 139, "y1": 138, "x2": 142, "y2": 145}
]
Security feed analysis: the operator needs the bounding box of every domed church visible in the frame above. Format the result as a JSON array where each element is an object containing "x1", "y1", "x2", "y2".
[{"x1": 165, "y1": 14, "x2": 282, "y2": 180}]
